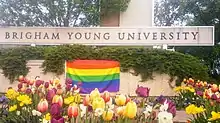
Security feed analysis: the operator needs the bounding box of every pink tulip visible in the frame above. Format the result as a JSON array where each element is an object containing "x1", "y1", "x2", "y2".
[{"x1": 37, "y1": 99, "x2": 49, "y2": 113}]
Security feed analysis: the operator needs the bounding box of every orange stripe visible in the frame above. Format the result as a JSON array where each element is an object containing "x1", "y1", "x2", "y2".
[{"x1": 66, "y1": 60, "x2": 120, "y2": 69}]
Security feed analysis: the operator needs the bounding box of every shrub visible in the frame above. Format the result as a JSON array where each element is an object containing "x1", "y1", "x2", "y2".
[{"x1": 0, "y1": 45, "x2": 210, "y2": 84}]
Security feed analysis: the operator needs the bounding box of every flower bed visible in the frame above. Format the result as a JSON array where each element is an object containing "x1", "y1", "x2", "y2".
[
  {"x1": 0, "y1": 75, "x2": 177, "y2": 123},
  {"x1": 174, "y1": 78, "x2": 220, "y2": 122}
]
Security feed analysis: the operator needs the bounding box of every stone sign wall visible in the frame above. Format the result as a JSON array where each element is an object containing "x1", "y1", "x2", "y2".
[{"x1": 0, "y1": 60, "x2": 176, "y2": 96}]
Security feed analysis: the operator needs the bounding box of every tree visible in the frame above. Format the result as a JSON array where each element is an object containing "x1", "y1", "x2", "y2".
[
  {"x1": 154, "y1": 0, "x2": 189, "y2": 26},
  {"x1": 175, "y1": 0, "x2": 220, "y2": 81},
  {"x1": 0, "y1": 0, "x2": 129, "y2": 27}
]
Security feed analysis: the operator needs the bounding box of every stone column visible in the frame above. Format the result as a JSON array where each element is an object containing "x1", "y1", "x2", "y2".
[{"x1": 100, "y1": 0, "x2": 154, "y2": 27}]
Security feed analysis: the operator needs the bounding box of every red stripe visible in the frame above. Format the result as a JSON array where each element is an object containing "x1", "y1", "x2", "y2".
[{"x1": 66, "y1": 60, "x2": 120, "y2": 69}]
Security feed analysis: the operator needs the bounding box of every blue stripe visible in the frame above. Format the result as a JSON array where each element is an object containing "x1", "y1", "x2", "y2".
[{"x1": 72, "y1": 79, "x2": 120, "y2": 93}]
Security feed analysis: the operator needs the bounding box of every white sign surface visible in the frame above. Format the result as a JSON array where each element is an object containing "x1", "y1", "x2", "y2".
[{"x1": 0, "y1": 27, "x2": 214, "y2": 46}]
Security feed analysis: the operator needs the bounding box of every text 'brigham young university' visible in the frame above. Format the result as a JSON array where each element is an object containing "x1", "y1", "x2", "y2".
[{"x1": 5, "y1": 31, "x2": 199, "y2": 41}]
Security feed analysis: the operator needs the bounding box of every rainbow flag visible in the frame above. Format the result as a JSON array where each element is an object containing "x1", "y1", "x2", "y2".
[{"x1": 65, "y1": 60, "x2": 120, "y2": 94}]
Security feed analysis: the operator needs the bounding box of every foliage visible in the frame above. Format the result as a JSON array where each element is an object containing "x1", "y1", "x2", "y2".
[
  {"x1": 154, "y1": 0, "x2": 189, "y2": 26},
  {"x1": 0, "y1": 47, "x2": 46, "y2": 83},
  {"x1": 0, "y1": 0, "x2": 130, "y2": 27},
  {"x1": 100, "y1": 0, "x2": 130, "y2": 16},
  {"x1": 0, "y1": 45, "x2": 210, "y2": 84},
  {"x1": 42, "y1": 45, "x2": 209, "y2": 85},
  {"x1": 0, "y1": 76, "x2": 175, "y2": 123},
  {"x1": 175, "y1": 78, "x2": 220, "y2": 122}
]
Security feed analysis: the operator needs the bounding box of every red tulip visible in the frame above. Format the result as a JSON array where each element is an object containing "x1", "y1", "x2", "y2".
[
  {"x1": 83, "y1": 95, "x2": 90, "y2": 106},
  {"x1": 37, "y1": 99, "x2": 49, "y2": 113},
  {"x1": 52, "y1": 95, "x2": 63, "y2": 107},
  {"x1": 126, "y1": 95, "x2": 131, "y2": 104},
  {"x1": 102, "y1": 91, "x2": 110, "y2": 103},
  {"x1": 67, "y1": 103, "x2": 79, "y2": 118}
]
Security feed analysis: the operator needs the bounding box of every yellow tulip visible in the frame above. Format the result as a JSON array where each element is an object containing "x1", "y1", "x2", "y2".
[
  {"x1": 115, "y1": 94, "x2": 126, "y2": 106},
  {"x1": 90, "y1": 88, "x2": 100, "y2": 101},
  {"x1": 123, "y1": 101, "x2": 137, "y2": 119},
  {"x1": 116, "y1": 106, "x2": 125, "y2": 116},
  {"x1": 102, "y1": 110, "x2": 114, "y2": 121},
  {"x1": 92, "y1": 97, "x2": 105, "y2": 110},
  {"x1": 64, "y1": 96, "x2": 74, "y2": 105}
]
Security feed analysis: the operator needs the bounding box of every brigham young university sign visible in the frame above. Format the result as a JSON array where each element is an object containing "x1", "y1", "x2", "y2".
[{"x1": 0, "y1": 27, "x2": 214, "y2": 46}]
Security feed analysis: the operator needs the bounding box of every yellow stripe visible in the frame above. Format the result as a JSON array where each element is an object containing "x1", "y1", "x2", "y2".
[{"x1": 66, "y1": 67, "x2": 120, "y2": 76}]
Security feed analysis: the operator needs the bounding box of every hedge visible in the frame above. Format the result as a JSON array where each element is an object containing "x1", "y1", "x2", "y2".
[{"x1": 0, "y1": 45, "x2": 209, "y2": 85}]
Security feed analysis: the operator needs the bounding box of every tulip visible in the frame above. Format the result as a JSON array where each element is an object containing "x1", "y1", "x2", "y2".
[
  {"x1": 90, "y1": 88, "x2": 100, "y2": 101},
  {"x1": 44, "y1": 82, "x2": 49, "y2": 88},
  {"x1": 115, "y1": 94, "x2": 126, "y2": 106},
  {"x1": 196, "y1": 91, "x2": 203, "y2": 96},
  {"x1": 65, "y1": 84, "x2": 72, "y2": 91},
  {"x1": 204, "y1": 81, "x2": 208, "y2": 86},
  {"x1": 125, "y1": 95, "x2": 131, "y2": 104},
  {"x1": 67, "y1": 103, "x2": 79, "y2": 118},
  {"x1": 92, "y1": 97, "x2": 105, "y2": 110},
  {"x1": 54, "y1": 78, "x2": 60, "y2": 85},
  {"x1": 65, "y1": 78, "x2": 72, "y2": 85},
  {"x1": 101, "y1": 91, "x2": 110, "y2": 103},
  {"x1": 116, "y1": 106, "x2": 125, "y2": 116},
  {"x1": 18, "y1": 75, "x2": 24, "y2": 82},
  {"x1": 20, "y1": 87, "x2": 26, "y2": 92},
  {"x1": 25, "y1": 88, "x2": 32, "y2": 94},
  {"x1": 124, "y1": 101, "x2": 137, "y2": 119},
  {"x1": 51, "y1": 116, "x2": 64, "y2": 123},
  {"x1": 211, "y1": 94, "x2": 218, "y2": 100},
  {"x1": 35, "y1": 80, "x2": 43, "y2": 87},
  {"x1": 56, "y1": 89, "x2": 63, "y2": 95},
  {"x1": 72, "y1": 85, "x2": 80, "y2": 93},
  {"x1": 188, "y1": 78, "x2": 194, "y2": 83},
  {"x1": 135, "y1": 85, "x2": 150, "y2": 97},
  {"x1": 52, "y1": 95, "x2": 63, "y2": 107},
  {"x1": 18, "y1": 83, "x2": 23, "y2": 89},
  {"x1": 50, "y1": 103, "x2": 61, "y2": 117},
  {"x1": 37, "y1": 99, "x2": 48, "y2": 113},
  {"x1": 29, "y1": 79, "x2": 35, "y2": 86},
  {"x1": 57, "y1": 84, "x2": 62, "y2": 89},
  {"x1": 47, "y1": 89, "x2": 56, "y2": 102},
  {"x1": 211, "y1": 84, "x2": 219, "y2": 93},
  {"x1": 102, "y1": 110, "x2": 114, "y2": 121},
  {"x1": 83, "y1": 95, "x2": 90, "y2": 106}
]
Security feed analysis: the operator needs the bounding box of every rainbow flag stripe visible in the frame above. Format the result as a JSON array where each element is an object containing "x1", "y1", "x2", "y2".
[{"x1": 66, "y1": 60, "x2": 120, "y2": 94}]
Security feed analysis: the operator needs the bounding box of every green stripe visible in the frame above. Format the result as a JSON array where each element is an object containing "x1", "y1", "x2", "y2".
[{"x1": 66, "y1": 73, "x2": 120, "y2": 82}]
